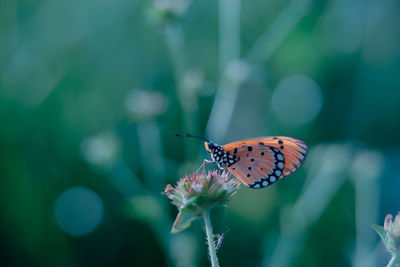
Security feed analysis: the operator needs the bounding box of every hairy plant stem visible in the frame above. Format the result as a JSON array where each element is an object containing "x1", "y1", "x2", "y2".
[
  {"x1": 203, "y1": 209, "x2": 219, "y2": 267},
  {"x1": 388, "y1": 255, "x2": 400, "y2": 267}
]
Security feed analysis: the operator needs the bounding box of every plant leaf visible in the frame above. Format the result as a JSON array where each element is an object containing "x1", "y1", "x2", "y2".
[
  {"x1": 171, "y1": 208, "x2": 199, "y2": 233},
  {"x1": 371, "y1": 224, "x2": 391, "y2": 247}
]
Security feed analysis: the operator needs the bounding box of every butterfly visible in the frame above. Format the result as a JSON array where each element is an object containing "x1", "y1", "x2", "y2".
[{"x1": 175, "y1": 134, "x2": 308, "y2": 189}]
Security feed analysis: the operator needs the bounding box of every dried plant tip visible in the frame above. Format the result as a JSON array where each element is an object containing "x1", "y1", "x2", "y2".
[
  {"x1": 149, "y1": 0, "x2": 193, "y2": 25},
  {"x1": 385, "y1": 214, "x2": 394, "y2": 229}
]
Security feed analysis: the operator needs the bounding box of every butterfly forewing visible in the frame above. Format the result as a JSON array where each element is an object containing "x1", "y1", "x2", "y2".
[{"x1": 222, "y1": 136, "x2": 307, "y2": 189}]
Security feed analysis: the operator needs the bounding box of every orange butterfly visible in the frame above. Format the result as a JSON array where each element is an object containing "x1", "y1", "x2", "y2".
[{"x1": 176, "y1": 134, "x2": 307, "y2": 189}]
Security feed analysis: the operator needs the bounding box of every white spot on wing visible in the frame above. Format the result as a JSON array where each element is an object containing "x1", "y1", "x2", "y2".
[{"x1": 277, "y1": 162, "x2": 284, "y2": 169}]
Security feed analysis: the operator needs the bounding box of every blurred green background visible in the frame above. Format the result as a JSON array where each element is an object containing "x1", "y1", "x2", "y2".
[{"x1": 1, "y1": 0, "x2": 400, "y2": 266}]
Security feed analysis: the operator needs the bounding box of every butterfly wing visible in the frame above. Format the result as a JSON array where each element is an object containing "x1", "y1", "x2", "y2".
[{"x1": 222, "y1": 136, "x2": 307, "y2": 189}]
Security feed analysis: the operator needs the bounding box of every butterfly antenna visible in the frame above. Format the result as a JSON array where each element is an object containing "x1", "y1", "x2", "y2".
[{"x1": 174, "y1": 133, "x2": 209, "y2": 142}]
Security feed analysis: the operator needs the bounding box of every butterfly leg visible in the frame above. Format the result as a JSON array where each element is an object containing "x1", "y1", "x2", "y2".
[{"x1": 196, "y1": 159, "x2": 214, "y2": 173}]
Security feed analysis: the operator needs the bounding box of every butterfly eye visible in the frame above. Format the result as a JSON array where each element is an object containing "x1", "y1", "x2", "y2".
[
  {"x1": 205, "y1": 142, "x2": 216, "y2": 152},
  {"x1": 204, "y1": 142, "x2": 212, "y2": 152}
]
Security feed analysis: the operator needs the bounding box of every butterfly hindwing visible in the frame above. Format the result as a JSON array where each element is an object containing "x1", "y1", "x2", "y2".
[
  {"x1": 222, "y1": 136, "x2": 307, "y2": 189},
  {"x1": 225, "y1": 144, "x2": 285, "y2": 189}
]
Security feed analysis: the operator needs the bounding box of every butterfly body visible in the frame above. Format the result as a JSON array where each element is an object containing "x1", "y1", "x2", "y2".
[
  {"x1": 205, "y1": 142, "x2": 237, "y2": 168},
  {"x1": 204, "y1": 136, "x2": 307, "y2": 189}
]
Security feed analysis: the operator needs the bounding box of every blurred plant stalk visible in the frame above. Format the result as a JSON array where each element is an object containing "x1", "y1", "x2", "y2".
[
  {"x1": 264, "y1": 144, "x2": 354, "y2": 267},
  {"x1": 206, "y1": 0, "x2": 241, "y2": 141},
  {"x1": 352, "y1": 150, "x2": 383, "y2": 267}
]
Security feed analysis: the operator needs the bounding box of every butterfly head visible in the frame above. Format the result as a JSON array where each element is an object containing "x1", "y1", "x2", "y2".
[{"x1": 204, "y1": 141, "x2": 217, "y2": 153}]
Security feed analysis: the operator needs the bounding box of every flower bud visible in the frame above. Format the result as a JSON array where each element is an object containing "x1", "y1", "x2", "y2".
[
  {"x1": 383, "y1": 213, "x2": 400, "y2": 253},
  {"x1": 372, "y1": 212, "x2": 400, "y2": 265}
]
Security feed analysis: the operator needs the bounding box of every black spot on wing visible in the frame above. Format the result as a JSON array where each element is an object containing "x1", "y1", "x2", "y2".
[{"x1": 249, "y1": 146, "x2": 286, "y2": 189}]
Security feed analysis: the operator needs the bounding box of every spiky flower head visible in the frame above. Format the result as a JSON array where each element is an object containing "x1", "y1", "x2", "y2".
[
  {"x1": 164, "y1": 170, "x2": 240, "y2": 233},
  {"x1": 372, "y1": 212, "x2": 400, "y2": 266}
]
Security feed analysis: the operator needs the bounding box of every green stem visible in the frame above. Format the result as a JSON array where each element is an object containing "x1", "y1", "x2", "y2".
[
  {"x1": 202, "y1": 209, "x2": 219, "y2": 267},
  {"x1": 388, "y1": 255, "x2": 400, "y2": 267}
]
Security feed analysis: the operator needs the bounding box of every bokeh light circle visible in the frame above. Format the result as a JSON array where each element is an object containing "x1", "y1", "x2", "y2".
[
  {"x1": 54, "y1": 187, "x2": 103, "y2": 236},
  {"x1": 271, "y1": 74, "x2": 323, "y2": 125}
]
